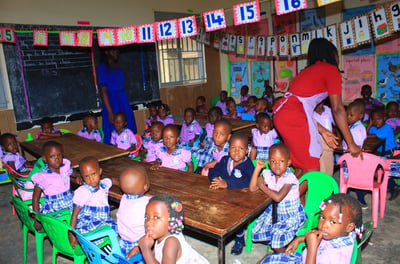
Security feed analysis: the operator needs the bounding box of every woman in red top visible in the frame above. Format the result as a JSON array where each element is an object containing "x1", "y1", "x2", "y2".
[{"x1": 273, "y1": 38, "x2": 361, "y2": 179}]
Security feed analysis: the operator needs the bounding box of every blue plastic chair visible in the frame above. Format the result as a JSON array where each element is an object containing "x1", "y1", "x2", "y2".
[{"x1": 241, "y1": 113, "x2": 256, "y2": 121}]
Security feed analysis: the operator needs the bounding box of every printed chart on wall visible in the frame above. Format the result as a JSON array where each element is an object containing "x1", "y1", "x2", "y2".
[
  {"x1": 251, "y1": 62, "x2": 270, "y2": 97},
  {"x1": 376, "y1": 53, "x2": 400, "y2": 103},
  {"x1": 342, "y1": 55, "x2": 375, "y2": 102},
  {"x1": 230, "y1": 61, "x2": 248, "y2": 96},
  {"x1": 274, "y1": 60, "x2": 296, "y2": 92}
]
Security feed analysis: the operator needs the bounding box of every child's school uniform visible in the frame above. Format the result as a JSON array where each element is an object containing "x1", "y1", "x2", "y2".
[
  {"x1": 252, "y1": 128, "x2": 278, "y2": 160},
  {"x1": 143, "y1": 139, "x2": 164, "y2": 162},
  {"x1": 73, "y1": 178, "x2": 116, "y2": 234},
  {"x1": 36, "y1": 127, "x2": 61, "y2": 139},
  {"x1": 145, "y1": 116, "x2": 158, "y2": 127},
  {"x1": 155, "y1": 145, "x2": 192, "y2": 171},
  {"x1": 77, "y1": 127, "x2": 102, "y2": 142},
  {"x1": 263, "y1": 95, "x2": 274, "y2": 106},
  {"x1": 252, "y1": 168, "x2": 306, "y2": 249},
  {"x1": 31, "y1": 159, "x2": 73, "y2": 214},
  {"x1": 363, "y1": 97, "x2": 384, "y2": 111},
  {"x1": 110, "y1": 128, "x2": 137, "y2": 150},
  {"x1": 369, "y1": 123, "x2": 396, "y2": 153},
  {"x1": 180, "y1": 120, "x2": 202, "y2": 144},
  {"x1": 194, "y1": 141, "x2": 229, "y2": 168},
  {"x1": 386, "y1": 117, "x2": 400, "y2": 131},
  {"x1": 208, "y1": 156, "x2": 254, "y2": 189},
  {"x1": 262, "y1": 232, "x2": 355, "y2": 264},
  {"x1": 216, "y1": 100, "x2": 227, "y2": 115},
  {"x1": 117, "y1": 194, "x2": 151, "y2": 255},
  {"x1": 157, "y1": 115, "x2": 174, "y2": 126},
  {"x1": 245, "y1": 107, "x2": 256, "y2": 117},
  {"x1": 342, "y1": 120, "x2": 367, "y2": 150},
  {"x1": 154, "y1": 233, "x2": 209, "y2": 264},
  {"x1": 240, "y1": 94, "x2": 250, "y2": 103},
  {"x1": 313, "y1": 105, "x2": 335, "y2": 133},
  {"x1": 205, "y1": 122, "x2": 214, "y2": 139}
]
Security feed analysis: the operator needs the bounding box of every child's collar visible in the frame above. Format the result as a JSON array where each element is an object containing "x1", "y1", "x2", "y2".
[
  {"x1": 327, "y1": 231, "x2": 355, "y2": 248},
  {"x1": 44, "y1": 163, "x2": 65, "y2": 173},
  {"x1": 269, "y1": 167, "x2": 292, "y2": 178},
  {"x1": 125, "y1": 194, "x2": 144, "y2": 200}
]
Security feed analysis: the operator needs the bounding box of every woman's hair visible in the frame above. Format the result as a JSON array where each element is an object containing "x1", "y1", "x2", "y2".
[
  {"x1": 307, "y1": 38, "x2": 338, "y2": 67},
  {"x1": 149, "y1": 194, "x2": 184, "y2": 234},
  {"x1": 0, "y1": 133, "x2": 16, "y2": 147}
]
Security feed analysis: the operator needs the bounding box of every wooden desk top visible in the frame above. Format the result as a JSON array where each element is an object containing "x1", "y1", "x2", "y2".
[
  {"x1": 173, "y1": 114, "x2": 255, "y2": 132},
  {"x1": 20, "y1": 133, "x2": 130, "y2": 168},
  {"x1": 362, "y1": 137, "x2": 385, "y2": 153},
  {"x1": 100, "y1": 157, "x2": 270, "y2": 236}
]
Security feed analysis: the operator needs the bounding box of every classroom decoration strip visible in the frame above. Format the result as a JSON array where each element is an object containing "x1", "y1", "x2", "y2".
[
  {"x1": 0, "y1": 0, "x2": 399, "y2": 58},
  {"x1": 317, "y1": 0, "x2": 341, "y2": 7}
]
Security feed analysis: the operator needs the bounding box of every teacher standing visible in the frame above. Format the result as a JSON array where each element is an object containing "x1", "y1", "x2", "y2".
[
  {"x1": 97, "y1": 47, "x2": 137, "y2": 144},
  {"x1": 273, "y1": 38, "x2": 361, "y2": 179}
]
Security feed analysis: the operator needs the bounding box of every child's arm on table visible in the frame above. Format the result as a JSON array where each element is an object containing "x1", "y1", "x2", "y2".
[
  {"x1": 127, "y1": 144, "x2": 137, "y2": 153},
  {"x1": 210, "y1": 177, "x2": 227, "y2": 189},
  {"x1": 304, "y1": 230, "x2": 323, "y2": 264},
  {"x1": 32, "y1": 186, "x2": 43, "y2": 231},
  {"x1": 68, "y1": 206, "x2": 82, "y2": 249},
  {"x1": 202, "y1": 160, "x2": 218, "y2": 173}
]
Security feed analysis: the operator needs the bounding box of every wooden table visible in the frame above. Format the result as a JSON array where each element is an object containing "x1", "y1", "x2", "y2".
[
  {"x1": 100, "y1": 157, "x2": 270, "y2": 264},
  {"x1": 362, "y1": 137, "x2": 385, "y2": 154},
  {"x1": 20, "y1": 133, "x2": 130, "y2": 168},
  {"x1": 173, "y1": 114, "x2": 255, "y2": 132}
]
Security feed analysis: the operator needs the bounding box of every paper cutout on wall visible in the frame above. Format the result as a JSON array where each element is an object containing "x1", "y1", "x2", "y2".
[
  {"x1": 247, "y1": 36, "x2": 256, "y2": 56},
  {"x1": 324, "y1": 24, "x2": 338, "y2": 47},
  {"x1": 33, "y1": 30, "x2": 48, "y2": 46},
  {"x1": 272, "y1": 13, "x2": 296, "y2": 34},
  {"x1": 301, "y1": 31, "x2": 312, "y2": 55},
  {"x1": 278, "y1": 34, "x2": 288, "y2": 56},
  {"x1": 77, "y1": 30, "x2": 92, "y2": 47},
  {"x1": 274, "y1": 59, "x2": 296, "y2": 92},
  {"x1": 97, "y1": 28, "x2": 117, "y2": 46},
  {"x1": 237, "y1": 35, "x2": 245, "y2": 55},
  {"x1": 229, "y1": 34, "x2": 237, "y2": 52},
  {"x1": 204, "y1": 32, "x2": 211, "y2": 46},
  {"x1": 221, "y1": 33, "x2": 229, "y2": 52},
  {"x1": 299, "y1": 7, "x2": 326, "y2": 31},
  {"x1": 213, "y1": 31, "x2": 221, "y2": 49},
  {"x1": 342, "y1": 55, "x2": 375, "y2": 101},
  {"x1": 370, "y1": 8, "x2": 391, "y2": 40},
  {"x1": 178, "y1": 16, "x2": 198, "y2": 38},
  {"x1": 274, "y1": 0, "x2": 307, "y2": 15},
  {"x1": 156, "y1": 20, "x2": 178, "y2": 41},
  {"x1": 136, "y1": 24, "x2": 155, "y2": 43},
  {"x1": 59, "y1": 31, "x2": 76, "y2": 46},
  {"x1": 290, "y1": 33, "x2": 301, "y2": 56},
  {"x1": 203, "y1": 9, "x2": 226, "y2": 32},
  {"x1": 376, "y1": 53, "x2": 400, "y2": 102},
  {"x1": 317, "y1": 0, "x2": 341, "y2": 7},
  {"x1": 0, "y1": 28, "x2": 15, "y2": 43},
  {"x1": 230, "y1": 61, "x2": 248, "y2": 96},
  {"x1": 196, "y1": 27, "x2": 205, "y2": 43},
  {"x1": 376, "y1": 37, "x2": 400, "y2": 54},
  {"x1": 312, "y1": 28, "x2": 324, "y2": 39},
  {"x1": 266, "y1": 36, "x2": 278, "y2": 57},
  {"x1": 340, "y1": 20, "x2": 356, "y2": 50},
  {"x1": 353, "y1": 16, "x2": 371, "y2": 45},
  {"x1": 257, "y1": 36, "x2": 266, "y2": 56},
  {"x1": 116, "y1": 26, "x2": 136, "y2": 46},
  {"x1": 389, "y1": 2, "x2": 400, "y2": 32},
  {"x1": 251, "y1": 61, "x2": 270, "y2": 97},
  {"x1": 233, "y1": 0, "x2": 261, "y2": 26}
]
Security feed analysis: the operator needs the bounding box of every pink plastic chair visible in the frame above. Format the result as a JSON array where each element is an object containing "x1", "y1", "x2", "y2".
[
  {"x1": 129, "y1": 134, "x2": 142, "y2": 158},
  {"x1": 338, "y1": 153, "x2": 387, "y2": 228}
]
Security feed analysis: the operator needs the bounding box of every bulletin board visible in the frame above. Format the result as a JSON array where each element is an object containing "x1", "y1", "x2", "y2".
[
  {"x1": 251, "y1": 61, "x2": 270, "y2": 97},
  {"x1": 376, "y1": 53, "x2": 400, "y2": 102},
  {"x1": 230, "y1": 61, "x2": 248, "y2": 96}
]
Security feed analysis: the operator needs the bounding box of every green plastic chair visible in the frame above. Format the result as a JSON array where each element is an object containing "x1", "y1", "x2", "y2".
[
  {"x1": 59, "y1": 128, "x2": 71, "y2": 134},
  {"x1": 9, "y1": 195, "x2": 48, "y2": 264},
  {"x1": 350, "y1": 221, "x2": 374, "y2": 264},
  {"x1": 36, "y1": 211, "x2": 87, "y2": 264},
  {"x1": 211, "y1": 96, "x2": 220, "y2": 107},
  {"x1": 185, "y1": 154, "x2": 198, "y2": 173},
  {"x1": 97, "y1": 126, "x2": 104, "y2": 143}
]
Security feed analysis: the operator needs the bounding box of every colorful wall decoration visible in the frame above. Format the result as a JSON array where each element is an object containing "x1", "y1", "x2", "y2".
[
  {"x1": 251, "y1": 61, "x2": 270, "y2": 97},
  {"x1": 376, "y1": 53, "x2": 400, "y2": 103},
  {"x1": 299, "y1": 7, "x2": 326, "y2": 31},
  {"x1": 230, "y1": 61, "x2": 248, "y2": 96},
  {"x1": 272, "y1": 13, "x2": 296, "y2": 34},
  {"x1": 342, "y1": 55, "x2": 375, "y2": 101},
  {"x1": 274, "y1": 59, "x2": 296, "y2": 92}
]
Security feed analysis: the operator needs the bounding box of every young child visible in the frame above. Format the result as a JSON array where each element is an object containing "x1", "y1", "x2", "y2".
[
  {"x1": 32, "y1": 141, "x2": 74, "y2": 231},
  {"x1": 145, "y1": 104, "x2": 159, "y2": 128},
  {"x1": 180, "y1": 107, "x2": 202, "y2": 148},
  {"x1": 78, "y1": 114, "x2": 102, "y2": 142},
  {"x1": 157, "y1": 103, "x2": 174, "y2": 126},
  {"x1": 250, "y1": 143, "x2": 306, "y2": 254},
  {"x1": 199, "y1": 107, "x2": 223, "y2": 147},
  {"x1": 195, "y1": 119, "x2": 232, "y2": 175},
  {"x1": 69, "y1": 156, "x2": 116, "y2": 249},
  {"x1": 240, "y1": 85, "x2": 250, "y2": 103},
  {"x1": 36, "y1": 117, "x2": 62, "y2": 139},
  {"x1": 216, "y1": 90, "x2": 228, "y2": 115},
  {"x1": 111, "y1": 112, "x2": 137, "y2": 152},
  {"x1": 385, "y1": 101, "x2": 400, "y2": 135},
  {"x1": 250, "y1": 113, "x2": 278, "y2": 160},
  {"x1": 225, "y1": 97, "x2": 241, "y2": 119},
  {"x1": 361, "y1": 84, "x2": 384, "y2": 113},
  {"x1": 343, "y1": 100, "x2": 367, "y2": 151},
  {"x1": 196, "y1": 105, "x2": 208, "y2": 117},
  {"x1": 244, "y1": 96, "x2": 257, "y2": 117},
  {"x1": 141, "y1": 121, "x2": 164, "y2": 163},
  {"x1": 117, "y1": 165, "x2": 151, "y2": 258},
  {"x1": 367, "y1": 108, "x2": 396, "y2": 155},
  {"x1": 196, "y1": 96, "x2": 206, "y2": 111},
  {"x1": 151, "y1": 124, "x2": 193, "y2": 172},
  {"x1": 264, "y1": 193, "x2": 362, "y2": 264},
  {"x1": 262, "y1": 82, "x2": 275, "y2": 110},
  {"x1": 255, "y1": 98, "x2": 269, "y2": 116},
  {"x1": 138, "y1": 194, "x2": 209, "y2": 263}
]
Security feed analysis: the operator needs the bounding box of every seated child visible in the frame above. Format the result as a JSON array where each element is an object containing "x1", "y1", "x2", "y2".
[
  {"x1": 78, "y1": 114, "x2": 102, "y2": 142},
  {"x1": 385, "y1": 101, "x2": 400, "y2": 135},
  {"x1": 157, "y1": 103, "x2": 174, "y2": 126},
  {"x1": 111, "y1": 112, "x2": 137, "y2": 153},
  {"x1": 240, "y1": 85, "x2": 250, "y2": 103},
  {"x1": 225, "y1": 97, "x2": 241, "y2": 119},
  {"x1": 208, "y1": 132, "x2": 254, "y2": 255},
  {"x1": 196, "y1": 105, "x2": 208, "y2": 117},
  {"x1": 361, "y1": 84, "x2": 384, "y2": 113},
  {"x1": 244, "y1": 96, "x2": 257, "y2": 117},
  {"x1": 36, "y1": 117, "x2": 62, "y2": 139},
  {"x1": 141, "y1": 121, "x2": 164, "y2": 162},
  {"x1": 194, "y1": 119, "x2": 232, "y2": 175},
  {"x1": 255, "y1": 98, "x2": 269, "y2": 116},
  {"x1": 69, "y1": 156, "x2": 116, "y2": 248},
  {"x1": 32, "y1": 141, "x2": 74, "y2": 231},
  {"x1": 145, "y1": 103, "x2": 159, "y2": 128},
  {"x1": 195, "y1": 96, "x2": 206, "y2": 113},
  {"x1": 264, "y1": 193, "x2": 362, "y2": 264},
  {"x1": 250, "y1": 143, "x2": 306, "y2": 256},
  {"x1": 139, "y1": 194, "x2": 209, "y2": 263},
  {"x1": 216, "y1": 90, "x2": 228, "y2": 115},
  {"x1": 367, "y1": 108, "x2": 396, "y2": 155},
  {"x1": 199, "y1": 107, "x2": 223, "y2": 148},
  {"x1": 151, "y1": 124, "x2": 193, "y2": 172},
  {"x1": 180, "y1": 107, "x2": 202, "y2": 148},
  {"x1": 250, "y1": 113, "x2": 278, "y2": 160},
  {"x1": 262, "y1": 82, "x2": 275, "y2": 110},
  {"x1": 117, "y1": 165, "x2": 151, "y2": 257}
]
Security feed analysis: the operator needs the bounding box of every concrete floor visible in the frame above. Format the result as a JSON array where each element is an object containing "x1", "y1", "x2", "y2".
[{"x1": 1, "y1": 174, "x2": 399, "y2": 264}]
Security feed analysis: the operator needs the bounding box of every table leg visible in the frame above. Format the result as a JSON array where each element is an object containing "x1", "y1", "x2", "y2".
[{"x1": 218, "y1": 237, "x2": 225, "y2": 264}]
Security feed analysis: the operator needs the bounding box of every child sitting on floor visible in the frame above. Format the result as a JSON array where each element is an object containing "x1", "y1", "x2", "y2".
[
  {"x1": 139, "y1": 194, "x2": 209, "y2": 263},
  {"x1": 32, "y1": 141, "x2": 74, "y2": 231},
  {"x1": 151, "y1": 124, "x2": 193, "y2": 172},
  {"x1": 78, "y1": 114, "x2": 102, "y2": 142},
  {"x1": 250, "y1": 143, "x2": 306, "y2": 256},
  {"x1": 250, "y1": 113, "x2": 278, "y2": 160},
  {"x1": 69, "y1": 156, "x2": 116, "y2": 249},
  {"x1": 111, "y1": 112, "x2": 137, "y2": 153},
  {"x1": 36, "y1": 117, "x2": 62, "y2": 139},
  {"x1": 216, "y1": 90, "x2": 228, "y2": 115},
  {"x1": 140, "y1": 121, "x2": 164, "y2": 163},
  {"x1": 117, "y1": 165, "x2": 151, "y2": 258},
  {"x1": 157, "y1": 103, "x2": 174, "y2": 126},
  {"x1": 264, "y1": 193, "x2": 362, "y2": 264},
  {"x1": 180, "y1": 107, "x2": 202, "y2": 148}
]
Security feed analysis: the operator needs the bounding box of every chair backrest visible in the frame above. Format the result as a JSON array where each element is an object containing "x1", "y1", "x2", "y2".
[
  {"x1": 240, "y1": 113, "x2": 256, "y2": 121},
  {"x1": 211, "y1": 96, "x2": 220, "y2": 107},
  {"x1": 338, "y1": 153, "x2": 384, "y2": 190},
  {"x1": 97, "y1": 126, "x2": 104, "y2": 143},
  {"x1": 4, "y1": 162, "x2": 34, "y2": 199},
  {"x1": 130, "y1": 134, "x2": 143, "y2": 157},
  {"x1": 299, "y1": 171, "x2": 339, "y2": 217},
  {"x1": 9, "y1": 194, "x2": 37, "y2": 234},
  {"x1": 59, "y1": 128, "x2": 71, "y2": 134}
]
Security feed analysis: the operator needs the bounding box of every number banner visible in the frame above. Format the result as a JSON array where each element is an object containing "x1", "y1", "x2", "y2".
[
  {"x1": 77, "y1": 30, "x2": 92, "y2": 47},
  {"x1": 116, "y1": 26, "x2": 136, "y2": 45},
  {"x1": 178, "y1": 16, "x2": 197, "y2": 38},
  {"x1": 59, "y1": 31, "x2": 76, "y2": 46},
  {"x1": 275, "y1": 0, "x2": 307, "y2": 15},
  {"x1": 156, "y1": 20, "x2": 178, "y2": 40},
  {"x1": 97, "y1": 28, "x2": 117, "y2": 46},
  {"x1": 33, "y1": 30, "x2": 48, "y2": 46},
  {"x1": 233, "y1": 0, "x2": 260, "y2": 26},
  {"x1": 203, "y1": 9, "x2": 226, "y2": 32},
  {"x1": 1, "y1": 27, "x2": 15, "y2": 43},
  {"x1": 137, "y1": 24, "x2": 155, "y2": 43}
]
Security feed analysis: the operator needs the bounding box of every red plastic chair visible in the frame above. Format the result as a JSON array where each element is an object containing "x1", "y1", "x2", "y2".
[
  {"x1": 337, "y1": 153, "x2": 387, "y2": 228},
  {"x1": 129, "y1": 134, "x2": 142, "y2": 158}
]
